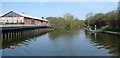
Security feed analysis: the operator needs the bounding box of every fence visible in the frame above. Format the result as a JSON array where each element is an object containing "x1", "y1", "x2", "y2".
[{"x1": 0, "y1": 24, "x2": 49, "y2": 27}]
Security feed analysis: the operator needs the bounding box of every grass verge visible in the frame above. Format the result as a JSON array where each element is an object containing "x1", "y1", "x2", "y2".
[{"x1": 97, "y1": 28, "x2": 120, "y2": 33}]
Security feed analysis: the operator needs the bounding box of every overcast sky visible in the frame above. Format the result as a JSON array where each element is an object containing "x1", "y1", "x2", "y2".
[{"x1": 2, "y1": 2, "x2": 118, "y2": 20}]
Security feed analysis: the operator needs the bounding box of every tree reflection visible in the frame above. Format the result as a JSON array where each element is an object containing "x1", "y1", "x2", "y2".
[
  {"x1": 48, "y1": 28, "x2": 80, "y2": 40},
  {"x1": 85, "y1": 31, "x2": 119, "y2": 56}
]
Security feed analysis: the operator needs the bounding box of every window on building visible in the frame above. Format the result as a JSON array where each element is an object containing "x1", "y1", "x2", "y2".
[
  {"x1": 7, "y1": 20, "x2": 8, "y2": 22},
  {"x1": 2, "y1": 12, "x2": 22, "y2": 17},
  {"x1": 17, "y1": 20, "x2": 18, "y2": 23},
  {"x1": 20, "y1": 20, "x2": 22, "y2": 22}
]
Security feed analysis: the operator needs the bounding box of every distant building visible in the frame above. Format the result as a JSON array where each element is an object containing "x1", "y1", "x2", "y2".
[{"x1": 0, "y1": 11, "x2": 48, "y2": 25}]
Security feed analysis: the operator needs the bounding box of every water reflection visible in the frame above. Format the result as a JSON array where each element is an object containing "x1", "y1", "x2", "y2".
[
  {"x1": 2, "y1": 29, "x2": 120, "y2": 56},
  {"x1": 2, "y1": 28, "x2": 52, "y2": 50},
  {"x1": 48, "y1": 29, "x2": 80, "y2": 40},
  {"x1": 85, "y1": 31, "x2": 120, "y2": 56}
]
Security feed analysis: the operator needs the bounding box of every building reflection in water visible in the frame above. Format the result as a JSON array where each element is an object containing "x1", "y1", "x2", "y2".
[{"x1": 2, "y1": 28, "x2": 52, "y2": 50}]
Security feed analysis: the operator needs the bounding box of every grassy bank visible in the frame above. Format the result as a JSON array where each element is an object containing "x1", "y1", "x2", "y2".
[
  {"x1": 97, "y1": 28, "x2": 120, "y2": 33},
  {"x1": 87, "y1": 28, "x2": 120, "y2": 35}
]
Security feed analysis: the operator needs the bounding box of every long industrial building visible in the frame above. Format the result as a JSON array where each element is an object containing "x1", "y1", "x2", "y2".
[{"x1": 0, "y1": 11, "x2": 48, "y2": 25}]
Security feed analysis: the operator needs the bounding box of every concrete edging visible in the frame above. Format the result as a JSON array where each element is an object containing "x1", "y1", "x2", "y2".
[{"x1": 88, "y1": 30, "x2": 120, "y2": 35}]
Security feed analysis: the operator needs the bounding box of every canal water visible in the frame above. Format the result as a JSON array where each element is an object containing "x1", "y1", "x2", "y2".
[{"x1": 1, "y1": 28, "x2": 120, "y2": 56}]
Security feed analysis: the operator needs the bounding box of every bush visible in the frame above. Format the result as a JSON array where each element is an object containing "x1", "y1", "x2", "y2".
[
  {"x1": 5, "y1": 22, "x2": 10, "y2": 24},
  {"x1": 5, "y1": 22, "x2": 24, "y2": 24},
  {"x1": 85, "y1": 10, "x2": 119, "y2": 30},
  {"x1": 47, "y1": 14, "x2": 86, "y2": 30},
  {"x1": 17, "y1": 22, "x2": 24, "y2": 24},
  {"x1": 5, "y1": 22, "x2": 15, "y2": 24}
]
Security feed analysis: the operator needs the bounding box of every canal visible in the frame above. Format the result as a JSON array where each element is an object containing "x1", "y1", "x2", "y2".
[{"x1": 1, "y1": 28, "x2": 120, "y2": 56}]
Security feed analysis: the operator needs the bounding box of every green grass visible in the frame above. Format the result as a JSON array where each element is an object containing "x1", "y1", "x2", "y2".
[{"x1": 97, "y1": 28, "x2": 120, "y2": 33}]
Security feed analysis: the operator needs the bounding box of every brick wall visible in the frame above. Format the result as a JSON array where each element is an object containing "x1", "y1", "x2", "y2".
[
  {"x1": 35, "y1": 20, "x2": 42, "y2": 25},
  {"x1": 24, "y1": 18, "x2": 32, "y2": 24}
]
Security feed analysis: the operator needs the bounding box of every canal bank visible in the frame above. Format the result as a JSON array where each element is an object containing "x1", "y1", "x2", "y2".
[{"x1": 88, "y1": 30, "x2": 120, "y2": 35}]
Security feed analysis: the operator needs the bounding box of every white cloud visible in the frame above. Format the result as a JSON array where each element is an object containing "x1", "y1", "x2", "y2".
[{"x1": 1, "y1": 0, "x2": 119, "y2": 2}]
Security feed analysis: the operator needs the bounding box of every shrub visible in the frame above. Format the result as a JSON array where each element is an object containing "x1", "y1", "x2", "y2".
[
  {"x1": 5, "y1": 22, "x2": 24, "y2": 24},
  {"x1": 18, "y1": 22, "x2": 24, "y2": 24},
  {"x1": 5, "y1": 22, "x2": 10, "y2": 24}
]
